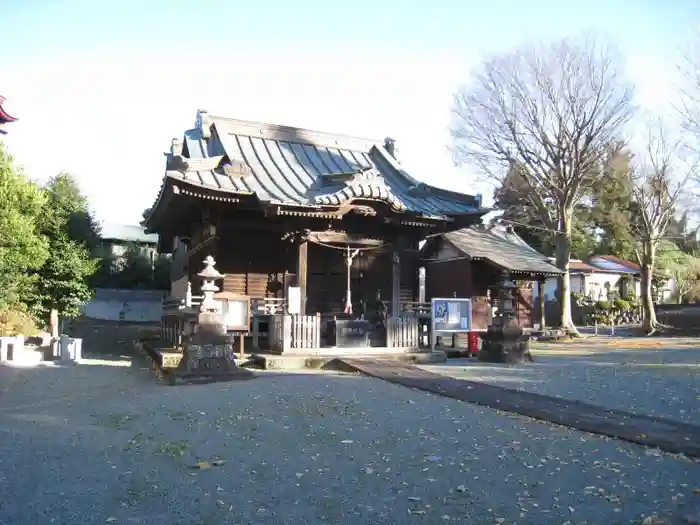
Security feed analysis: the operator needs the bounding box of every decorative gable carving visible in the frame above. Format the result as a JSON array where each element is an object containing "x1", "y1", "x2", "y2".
[
  {"x1": 166, "y1": 155, "x2": 225, "y2": 173},
  {"x1": 322, "y1": 167, "x2": 386, "y2": 186},
  {"x1": 223, "y1": 159, "x2": 252, "y2": 178}
]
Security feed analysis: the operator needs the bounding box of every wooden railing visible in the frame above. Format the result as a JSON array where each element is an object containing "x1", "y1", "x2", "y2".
[
  {"x1": 162, "y1": 294, "x2": 204, "y2": 312},
  {"x1": 400, "y1": 301, "x2": 431, "y2": 317},
  {"x1": 252, "y1": 297, "x2": 286, "y2": 316},
  {"x1": 386, "y1": 315, "x2": 419, "y2": 348},
  {"x1": 269, "y1": 314, "x2": 321, "y2": 353}
]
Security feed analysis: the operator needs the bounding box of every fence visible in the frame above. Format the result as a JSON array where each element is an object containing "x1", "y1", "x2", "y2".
[
  {"x1": 655, "y1": 305, "x2": 700, "y2": 334},
  {"x1": 269, "y1": 315, "x2": 321, "y2": 353},
  {"x1": 386, "y1": 315, "x2": 419, "y2": 348}
]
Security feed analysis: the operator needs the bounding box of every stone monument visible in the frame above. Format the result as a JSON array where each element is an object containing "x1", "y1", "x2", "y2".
[
  {"x1": 478, "y1": 272, "x2": 532, "y2": 364},
  {"x1": 168, "y1": 256, "x2": 253, "y2": 384}
]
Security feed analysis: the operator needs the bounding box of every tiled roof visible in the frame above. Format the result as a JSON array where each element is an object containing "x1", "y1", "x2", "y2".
[
  {"x1": 144, "y1": 111, "x2": 485, "y2": 226},
  {"x1": 588, "y1": 254, "x2": 641, "y2": 272},
  {"x1": 442, "y1": 226, "x2": 563, "y2": 276},
  {"x1": 569, "y1": 260, "x2": 597, "y2": 272},
  {"x1": 100, "y1": 223, "x2": 158, "y2": 244}
]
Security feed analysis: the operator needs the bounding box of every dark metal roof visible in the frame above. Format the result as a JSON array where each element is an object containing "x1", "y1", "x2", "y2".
[
  {"x1": 144, "y1": 111, "x2": 485, "y2": 227},
  {"x1": 441, "y1": 226, "x2": 563, "y2": 276},
  {"x1": 100, "y1": 223, "x2": 158, "y2": 244}
]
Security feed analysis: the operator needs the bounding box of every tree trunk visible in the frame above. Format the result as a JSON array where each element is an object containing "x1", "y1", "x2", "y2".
[
  {"x1": 555, "y1": 208, "x2": 578, "y2": 335},
  {"x1": 640, "y1": 244, "x2": 658, "y2": 334}
]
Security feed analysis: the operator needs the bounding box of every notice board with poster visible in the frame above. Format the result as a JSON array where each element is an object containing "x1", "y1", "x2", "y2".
[{"x1": 430, "y1": 297, "x2": 473, "y2": 351}]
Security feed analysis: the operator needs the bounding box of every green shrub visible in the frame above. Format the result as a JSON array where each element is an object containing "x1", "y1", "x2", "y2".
[
  {"x1": 0, "y1": 308, "x2": 41, "y2": 336},
  {"x1": 612, "y1": 298, "x2": 630, "y2": 312}
]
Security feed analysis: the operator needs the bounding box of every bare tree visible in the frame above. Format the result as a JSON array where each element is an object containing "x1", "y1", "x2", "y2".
[
  {"x1": 630, "y1": 122, "x2": 694, "y2": 333},
  {"x1": 677, "y1": 34, "x2": 700, "y2": 140},
  {"x1": 451, "y1": 36, "x2": 635, "y2": 332}
]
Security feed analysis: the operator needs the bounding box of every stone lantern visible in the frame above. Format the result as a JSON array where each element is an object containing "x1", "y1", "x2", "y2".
[
  {"x1": 478, "y1": 272, "x2": 531, "y2": 363},
  {"x1": 197, "y1": 255, "x2": 224, "y2": 322}
]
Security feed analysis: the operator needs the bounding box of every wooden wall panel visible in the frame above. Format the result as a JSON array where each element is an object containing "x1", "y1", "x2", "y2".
[
  {"x1": 471, "y1": 296, "x2": 490, "y2": 330},
  {"x1": 425, "y1": 258, "x2": 473, "y2": 299},
  {"x1": 217, "y1": 230, "x2": 294, "y2": 299},
  {"x1": 516, "y1": 284, "x2": 534, "y2": 328}
]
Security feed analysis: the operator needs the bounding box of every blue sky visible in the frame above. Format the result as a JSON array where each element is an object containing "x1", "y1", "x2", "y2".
[{"x1": 1, "y1": 0, "x2": 698, "y2": 225}]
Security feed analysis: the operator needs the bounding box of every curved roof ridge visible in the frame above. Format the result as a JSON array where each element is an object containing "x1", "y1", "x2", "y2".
[{"x1": 207, "y1": 112, "x2": 384, "y2": 152}]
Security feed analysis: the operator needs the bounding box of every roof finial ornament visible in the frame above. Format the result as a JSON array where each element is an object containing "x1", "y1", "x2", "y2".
[
  {"x1": 171, "y1": 137, "x2": 183, "y2": 157},
  {"x1": 196, "y1": 109, "x2": 212, "y2": 140},
  {"x1": 384, "y1": 137, "x2": 396, "y2": 159}
]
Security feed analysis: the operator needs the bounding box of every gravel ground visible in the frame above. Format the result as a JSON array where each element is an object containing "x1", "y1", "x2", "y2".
[
  {"x1": 420, "y1": 343, "x2": 700, "y2": 425},
  {"x1": 0, "y1": 360, "x2": 699, "y2": 525}
]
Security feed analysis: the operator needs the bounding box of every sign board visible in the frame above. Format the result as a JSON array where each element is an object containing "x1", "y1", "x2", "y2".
[
  {"x1": 430, "y1": 297, "x2": 473, "y2": 351},
  {"x1": 215, "y1": 292, "x2": 251, "y2": 332},
  {"x1": 287, "y1": 286, "x2": 301, "y2": 314},
  {"x1": 331, "y1": 319, "x2": 371, "y2": 348}
]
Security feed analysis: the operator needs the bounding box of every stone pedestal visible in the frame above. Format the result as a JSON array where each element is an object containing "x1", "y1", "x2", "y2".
[
  {"x1": 58, "y1": 335, "x2": 82, "y2": 363},
  {"x1": 161, "y1": 256, "x2": 253, "y2": 384},
  {"x1": 477, "y1": 272, "x2": 531, "y2": 364},
  {"x1": 477, "y1": 316, "x2": 530, "y2": 364}
]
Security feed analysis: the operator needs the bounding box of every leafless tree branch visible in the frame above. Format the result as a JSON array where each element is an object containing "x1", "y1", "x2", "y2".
[
  {"x1": 630, "y1": 118, "x2": 695, "y2": 332},
  {"x1": 677, "y1": 34, "x2": 700, "y2": 141},
  {"x1": 450, "y1": 35, "x2": 635, "y2": 330}
]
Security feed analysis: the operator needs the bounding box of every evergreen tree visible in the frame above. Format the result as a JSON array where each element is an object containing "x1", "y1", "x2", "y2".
[
  {"x1": 590, "y1": 145, "x2": 637, "y2": 261},
  {"x1": 33, "y1": 174, "x2": 101, "y2": 320},
  {"x1": 0, "y1": 144, "x2": 49, "y2": 310}
]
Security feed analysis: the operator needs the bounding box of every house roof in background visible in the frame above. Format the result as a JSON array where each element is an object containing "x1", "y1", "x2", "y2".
[
  {"x1": 568, "y1": 260, "x2": 597, "y2": 273},
  {"x1": 587, "y1": 254, "x2": 641, "y2": 273},
  {"x1": 440, "y1": 225, "x2": 563, "y2": 276},
  {"x1": 100, "y1": 223, "x2": 158, "y2": 244},
  {"x1": 143, "y1": 110, "x2": 486, "y2": 229}
]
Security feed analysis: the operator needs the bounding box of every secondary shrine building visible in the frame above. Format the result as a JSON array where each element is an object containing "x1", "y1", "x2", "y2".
[
  {"x1": 421, "y1": 225, "x2": 562, "y2": 331},
  {"x1": 144, "y1": 110, "x2": 487, "y2": 354}
]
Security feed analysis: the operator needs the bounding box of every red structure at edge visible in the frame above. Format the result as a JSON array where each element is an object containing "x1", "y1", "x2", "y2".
[{"x1": 0, "y1": 95, "x2": 17, "y2": 134}]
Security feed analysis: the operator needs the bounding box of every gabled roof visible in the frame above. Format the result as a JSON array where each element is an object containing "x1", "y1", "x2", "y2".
[
  {"x1": 429, "y1": 225, "x2": 563, "y2": 276},
  {"x1": 587, "y1": 254, "x2": 641, "y2": 273},
  {"x1": 565, "y1": 260, "x2": 597, "y2": 273},
  {"x1": 143, "y1": 111, "x2": 485, "y2": 228},
  {"x1": 100, "y1": 224, "x2": 158, "y2": 244}
]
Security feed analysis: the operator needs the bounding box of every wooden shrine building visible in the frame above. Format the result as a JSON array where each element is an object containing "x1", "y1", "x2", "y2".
[
  {"x1": 421, "y1": 225, "x2": 562, "y2": 330},
  {"x1": 143, "y1": 110, "x2": 487, "y2": 356}
]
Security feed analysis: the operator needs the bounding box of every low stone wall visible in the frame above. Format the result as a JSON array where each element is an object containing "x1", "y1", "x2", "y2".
[
  {"x1": 80, "y1": 288, "x2": 166, "y2": 322},
  {"x1": 655, "y1": 305, "x2": 700, "y2": 335},
  {"x1": 0, "y1": 335, "x2": 44, "y2": 365}
]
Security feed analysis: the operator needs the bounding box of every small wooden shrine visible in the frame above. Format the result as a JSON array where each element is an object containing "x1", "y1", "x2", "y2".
[
  {"x1": 144, "y1": 111, "x2": 487, "y2": 359},
  {"x1": 0, "y1": 95, "x2": 18, "y2": 134},
  {"x1": 421, "y1": 224, "x2": 562, "y2": 331}
]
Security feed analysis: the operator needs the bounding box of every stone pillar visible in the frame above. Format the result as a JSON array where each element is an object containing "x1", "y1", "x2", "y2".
[
  {"x1": 537, "y1": 277, "x2": 546, "y2": 330},
  {"x1": 391, "y1": 249, "x2": 401, "y2": 316},
  {"x1": 296, "y1": 238, "x2": 308, "y2": 315}
]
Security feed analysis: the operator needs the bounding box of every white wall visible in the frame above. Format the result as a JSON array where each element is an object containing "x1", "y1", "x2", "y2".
[
  {"x1": 534, "y1": 272, "x2": 642, "y2": 302},
  {"x1": 536, "y1": 274, "x2": 584, "y2": 301},
  {"x1": 80, "y1": 288, "x2": 166, "y2": 322}
]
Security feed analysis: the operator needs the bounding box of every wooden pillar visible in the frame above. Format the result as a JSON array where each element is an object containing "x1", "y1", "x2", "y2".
[
  {"x1": 537, "y1": 277, "x2": 546, "y2": 330},
  {"x1": 296, "y1": 238, "x2": 308, "y2": 315},
  {"x1": 391, "y1": 248, "x2": 401, "y2": 316}
]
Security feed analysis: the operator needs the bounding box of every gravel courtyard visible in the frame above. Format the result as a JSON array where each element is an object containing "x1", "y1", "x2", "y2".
[
  {"x1": 421, "y1": 340, "x2": 700, "y2": 425},
  {"x1": 0, "y1": 359, "x2": 699, "y2": 525}
]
